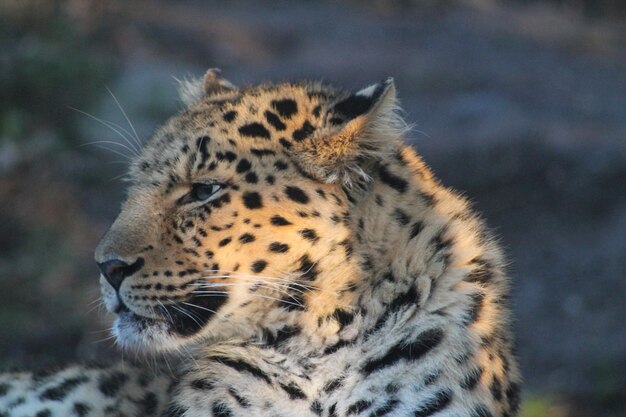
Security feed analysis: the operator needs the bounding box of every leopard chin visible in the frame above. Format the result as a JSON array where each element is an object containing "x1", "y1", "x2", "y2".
[{"x1": 110, "y1": 293, "x2": 230, "y2": 352}]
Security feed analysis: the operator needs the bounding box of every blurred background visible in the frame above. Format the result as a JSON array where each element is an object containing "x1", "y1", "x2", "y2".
[{"x1": 0, "y1": 0, "x2": 624, "y2": 415}]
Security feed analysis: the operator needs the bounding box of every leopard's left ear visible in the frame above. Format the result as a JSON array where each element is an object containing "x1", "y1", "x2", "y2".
[
  {"x1": 178, "y1": 68, "x2": 237, "y2": 106},
  {"x1": 294, "y1": 78, "x2": 407, "y2": 186}
]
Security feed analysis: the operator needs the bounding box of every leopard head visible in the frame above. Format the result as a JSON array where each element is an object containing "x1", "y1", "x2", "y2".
[{"x1": 94, "y1": 69, "x2": 404, "y2": 352}]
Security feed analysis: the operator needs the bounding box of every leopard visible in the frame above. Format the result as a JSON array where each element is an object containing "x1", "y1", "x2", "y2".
[{"x1": 0, "y1": 69, "x2": 521, "y2": 417}]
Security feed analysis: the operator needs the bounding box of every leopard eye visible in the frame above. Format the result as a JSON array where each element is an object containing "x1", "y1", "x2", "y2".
[
  {"x1": 179, "y1": 183, "x2": 223, "y2": 205},
  {"x1": 192, "y1": 183, "x2": 222, "y2": 201}
]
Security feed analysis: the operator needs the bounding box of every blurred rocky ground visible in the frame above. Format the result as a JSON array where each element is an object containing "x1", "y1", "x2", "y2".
[{"x1": 0, "y1": 1, "x2": 624, "y2": 416}]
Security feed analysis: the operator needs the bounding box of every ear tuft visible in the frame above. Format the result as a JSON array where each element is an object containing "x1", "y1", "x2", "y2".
[
  {"x1": 202, "y1": 68, "x2": 237, "y2": 95},
  {"x1": 177, "y1": 68, "x2": 237, "y2": 106},
  {"x1": 293, "y1": 78, "x2": 408, "y2": 187},
  {"x1": 177, "y1": 76, "x2": 204, "y2": 106}
]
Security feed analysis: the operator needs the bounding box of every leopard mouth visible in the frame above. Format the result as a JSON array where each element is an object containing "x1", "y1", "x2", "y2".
[{"x1": 117, "y1": 292, "x2": 229, "y2": 338}]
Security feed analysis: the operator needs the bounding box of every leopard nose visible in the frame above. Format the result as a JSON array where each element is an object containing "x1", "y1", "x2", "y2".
[{"x1": 97, "y1": 257, "x2": 145, "y2": 292}]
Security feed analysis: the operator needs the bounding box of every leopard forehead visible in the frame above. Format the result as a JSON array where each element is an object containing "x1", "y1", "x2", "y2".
[{"x1": 130, "y1": 82, "x2": 339, "y2": 186}]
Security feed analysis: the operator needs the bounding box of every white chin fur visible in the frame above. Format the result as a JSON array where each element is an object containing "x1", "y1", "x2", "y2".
[
  {"x1": 112, "y1": 313, "x2": 181, "y2": 353},
  {"x1": 100, "y1": 277, "x2": 120, "y2": 313}
]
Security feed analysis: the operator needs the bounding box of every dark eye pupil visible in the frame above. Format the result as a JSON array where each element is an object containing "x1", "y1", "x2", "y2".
[{"x1": 192, "y1": 183, "x2": 217, "y2": 201}]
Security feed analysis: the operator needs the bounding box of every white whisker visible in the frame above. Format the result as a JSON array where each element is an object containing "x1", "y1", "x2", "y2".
[
  {"x1": 91, "y1": 144, "x2": 133, "y2": 161},
  {"x1": 70, "y1": 107, "x2": 140, "y2": 156},
  {"x1": 167, "y1": 303, "x2": 202, "y2": 328},
  {"x1": 106, "y1": 87, "x2": 142, "y2": 150},
  {"x1": 192, "y1": 292, "x2": 303, "y2": 308},
  {"x1": 82, "y1": 140, "x2": 139, "y2": 157}
]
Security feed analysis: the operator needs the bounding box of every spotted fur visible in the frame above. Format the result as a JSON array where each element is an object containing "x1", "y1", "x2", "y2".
[{"x1": 1, "y1": 71, "x2": 521, "y2": 417}]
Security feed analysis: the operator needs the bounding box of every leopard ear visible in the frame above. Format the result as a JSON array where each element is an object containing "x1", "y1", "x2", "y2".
[
  {"x1": 294, "y1": 78, "x2": 406, "y2": 186},
  {"x1": 178, "y1": 68, "x2": 237, "y2": 106}
]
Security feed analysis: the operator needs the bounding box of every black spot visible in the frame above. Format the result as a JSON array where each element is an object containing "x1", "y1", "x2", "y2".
[
  {"x1": 323, "y1": 339, "x2": 352, "y2": 355},
  {"x1": 251, "y1": 260, "x2": 268, "y2": 273},
  {"x1": 73, "y1": 403, "x2": 91, "y2": 417},
  {"x1": 210, "y1": 357, "x2": 271, "y2": 384},
  {"x1": 362, "y1": 328, "x2": 443, "y2": 375},
  {"x1": 369, "y1": 399, "x2": 400, "y2": 417},
  {"x1": 224, "y1": 151, "x2": 237, "y2": 162},
  {"x1": 333, "y1": 309, "x2": 355, "y2": 327},
  {"x1": 469, "y1": 405, "x2": 494, "y2": 417},
  {"x1": 0, "y1": 383, "x2": 10, "y2": 396},
  {"x1": 271, "y1": 99, "x2": 298, "y2": 118},
  {"x1": 215, "y1": 151, "x2": 236, "y2": 161},
  {"x1": 279, "y1": 382, "x2": 307, "y2": 400},
  {"x1": 39, "y1": 376, "x2": 89, "y2": 401},
  {"x1": 195, "y1": 135, "x2": 211, "y2": 165},
  {"x1": 138, "y1": 392, "x2": 158, "y2": 415},
  {"x1": 270, "y1": 215, "x2": 292, "y2": 226},
  {"x1": 393, "y1": 208, "x2": 410, "y2": 226},
  {"x1": 243, "y1": 192, "x2": 263, "y2": 209},
  {"x1": 465, "y1": 267, "x2": 494, "y2": 285},
  {"x1": 219, "y1": 237, "x2": 232, "y2": 247},
  {"x1": 212, "y1": 401, "x2": 234, "y2": 417},
  {"x1": 329, "y1": 403, "x2": 338, "y2": 417},
  {"x1": 347, "y1": 400, "x2": 373, "y2": 415},
  {"x1": 297, "y1": 254, "x2": 318, "y2": 281},
  {"x1": 228, "y1": 387, "x2": 251, "y2": 407},
  {"x1": 424, "y1": 370, "x2": 441, "y2": 386},
  {"x1": 264, "y1": 110, "x2": 286, "y2": 131},
  {"x1": 379, "y1": 166, "x2": 408, "y2": 193},
  {"x1": 239, "y1": 233, "x2": 256, "y2": 243},
  {"x1": 274, "y1": 160, "x2": 288, "y2": 170},
  {"x1": 236, "y1": 158, "x2": 252, "y2": 173},
  {"x1": 323, "y1": 377, "x2": 343, "y2": 393},
  {"x1": 163, "y1": 404, "x2": 188, "y2": 417},
  {"x1": 506, "y1": 382, "x2": 522, "y2": 413},
  {"x1": 299, "y1": 228, "x2": 319, "y2": 242},
  {"x1": 410, "y1": 221, "x2": 424, "y2": 239},
  {"x1": 279, "y1": 138, "x2": 292, "y2": 149},
  {"x1": 239, "y1": 123, "x2": 270, "y2": 140},
  {"x1": 461, "y1": 367, "x2": 483, "y2": 390},
  {"x1": 431, "y1": 229, "x2": 452, "y2": 256},
  {"x1": 413, "y1": 389, "x2": 453, "y2": 417},
  {"x1": 388, "y1": 285, "x2": 419, "y2": 312},
  {"x1": 98, "y1": 372, "x2": 128, "y2": 397},
  {"x1": 191, "y1": 378, "x2": 214, "y2": 390},
  {"x1": 285, "y1": 186, "x2": 309, "y2": 204},
  {"x1": 280, "y1": 291, "x2": 304, "y2": 308},
  {"x1": 251, "y1": 148, "x2": 276, "y2": 157},
  {"x1": 339, "y1": 239, "x2": 353, "y2": 258},
  {"x1": 292, "y1": 120, "x2": 315, "y2": 141},
  {"x1": 266, "y1": 175, "x2": 276, "y2": 185},
  {"x1": 223, "y1": 110, "x2": 237, "y2": 122},
  {"x1": 490, "y1": 376, "x2": 503, "y2": 401},
  {"x1": 310, "y1": 401, "x2": 323, "y2": 416},
  {"x1": 269, "y1": 242, "x2": 290, "y2": 253},
  {"x1": 464, "y1": 292, "x2": 485, "y2": 326},
  {"x1": 245, "y1": 172, "x2": 258, "y2": 183},
  {"x1": 35, "y1": 410, "x2": 51, "y2": 417},
  {"x1": 265, "y1": 325, "x2": 301, "y2": 345}
]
